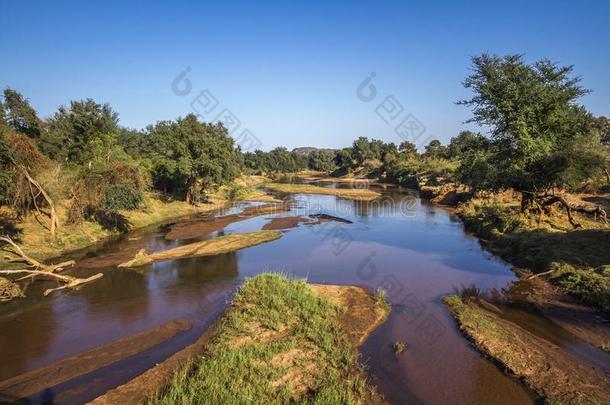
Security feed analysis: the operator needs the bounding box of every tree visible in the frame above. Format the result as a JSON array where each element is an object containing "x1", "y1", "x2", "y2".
[
  {"x1": 117, "y1": 127, "x2": 148, "y2": 158},
  {"x1": 398, "y1": 141, "x2": 418, "y2": 158},
  {"x1": 335, "y1": 148, "x2": 354, "y2": 170},
  {"x1": 1, "y1": 89, "x2": 42, "y2": 139},
  {"x1": 42, "y1": 99, "x2": 119, "y2": 162},
  {"x1": 352, "y1": 137, "x2": 372, "y2": 165},
  {"x1": 147, "y1": 114, "x2": 240, "y2": 203},
  {"x1": 380, "y1": 142, "x2": 398, "y2": 165},
  {"x1": 0, "y1": 129, "x2": 59, "y2": 239},
  {"x1": 594, "y1": 116, "x2": 609, "y2": 146},
  {"x1": 308, "y1": 150, "x2": 337, "y2": 172},
  {"x1": 594, "y1": 116, "x2": 610, "y2": 183},
  {"x1": 458, "y1": 53, "x2": 607, "y2": 224},
  {"x1": 448, "y1": 131, "x2": 487, "y2": 159},
  {"x1": 424, "y1": 139, "x2": 448, "y2": 159}
]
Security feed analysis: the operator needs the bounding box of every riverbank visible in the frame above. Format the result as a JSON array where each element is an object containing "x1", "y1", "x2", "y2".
[
  {"x1": 443, "y1": 294, "x2": 610, "y2": 403},
  {"x1": 96, "y1": 273, "x2": 390, "y2": 404},
  {"x1": 0, "y1": 193, "x2": 228, "y2": 267},
  {"x1": 264, "y1": 182, "x2": 381, "y2": 201},
  {"x1": 456, "y1": 196, "x2": 610, "y2": 312},
  {"x1": 0, "y1": 175, "x2": 285, "y2": 268}
]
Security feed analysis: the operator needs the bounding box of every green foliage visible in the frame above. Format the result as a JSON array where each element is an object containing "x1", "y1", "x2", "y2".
[
  {"x1": 117, "y1": 127, "x2": 148, "y2": 158},
  {"x1": 448, "y1": 131, "x2": 486, "y2": 159},
  {"x1": 458, "y1": 53, "x2": 605, "y2": 194},
  {"x1": 220, "y1": 183, "x2": 252, "y2": 201},
  {"x1": 334, "y1": 148, "x2": 355, "y2": 170},
  {"x1": 147, "y1": 114, "x2": 240, "y2": 201},
  {"x1": 594, "y1": 116, "x2": 609, "y2": 147},
  {"x1": 308, "y1": 149, "x2": 337, "y2": 172},
  {"x1": 459, "y1": 200, "x2": 526, "y2": 239},
  {"x1": 243, "y1": 147, "x2": 309, "y2": 174},
  {"x1": 103, "y1": 183, "x2": 144, "y2": 211},
  {"x1": 398, "y1": 140, "x2": 418, "y2": 158},
  {"x1": 424, "y1": 139, "x2": 448, "y2": 159},
  {"x1": 554, "y1": 266, "x2": 610, "y2": 311},
  {"x1": 1, "y1": 88, "x2": 42, "y2": 139},
  {"x1": 42, "y1": 98, "x2": 119, "y2": 162}
]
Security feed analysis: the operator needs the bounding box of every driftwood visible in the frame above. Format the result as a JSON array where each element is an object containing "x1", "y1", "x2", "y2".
[{"x1": 0, "y1": 236, "x2": 102, "y2": 297}]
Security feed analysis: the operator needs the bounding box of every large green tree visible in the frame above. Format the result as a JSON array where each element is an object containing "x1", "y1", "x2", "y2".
[
  {"x1": 42, "y1": 99, "x2": 119, "y2": 162},
  {"x1": 424, "y1": 139, "x2": 448, "y2": 159},
  {"x1": 459, "y1": 53, "x2": 608, "y2": 220},
  {"x1": 147, "y1": 114, "x2": 239, "y2": 203},
  {"x1": 308, "y1": 150, "x2": 337, "y2": 172},
  {"x1": 1, "y1": 88, "x2": 42, "y2": 139}
]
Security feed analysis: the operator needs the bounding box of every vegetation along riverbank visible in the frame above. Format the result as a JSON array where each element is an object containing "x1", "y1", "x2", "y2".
[
  {"x1": 92, "y1": 273, "x2": 390, "y2": 404},
  {"x1": 1, "y1": 50, "x2": 609, "y2": 404}
]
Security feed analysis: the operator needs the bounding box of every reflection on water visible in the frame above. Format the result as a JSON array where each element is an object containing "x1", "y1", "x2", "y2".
[{"x1": 0, "y1": 186, "x2": 540, "y2": 404}]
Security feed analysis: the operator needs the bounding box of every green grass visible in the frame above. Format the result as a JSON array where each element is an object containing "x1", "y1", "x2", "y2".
[
  {"x1": 457, "y1": 200, "x2": 610, "y2": 312},
  {"x1": 153, "y1": 273, "x2": 379, "y2": 404}
]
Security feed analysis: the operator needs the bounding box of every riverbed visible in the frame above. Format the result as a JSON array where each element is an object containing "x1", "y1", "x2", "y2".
[{"x1": 0, "y1": 185, "x2": 538, "y2": 404}]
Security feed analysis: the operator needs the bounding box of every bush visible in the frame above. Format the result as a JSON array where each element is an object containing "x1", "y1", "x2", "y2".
[
  {"x1": 554, "y1": 267, "x2": 610, "y2": 312},
  {"x1": 220, "y1": 183, "x2": 252, "y2": 201},
  {"x1": 103, "y1": 184, "x2": 144, "y2": 211}
]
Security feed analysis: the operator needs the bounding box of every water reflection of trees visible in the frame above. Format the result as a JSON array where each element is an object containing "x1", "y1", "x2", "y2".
[
  {"x1": 349, "y1": 193, "x2": 418, "y2": 218},
  {"x1": 78, "y1": 267, "x2": 151, "y2": 326},
  {"x1": 155, "y1": 252, "x2": 239, "y2": 307},
  {"x1": 172, "y1": 252, "x2": 239, "y2": 286}
]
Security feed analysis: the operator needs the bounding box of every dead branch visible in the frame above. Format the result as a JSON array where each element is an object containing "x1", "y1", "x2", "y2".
[
  {"x1": 0, "y1": 236, "x2": 102, "y2": 297},
  {"x1": 6, "y1": 155, "x2": 58, "y2": 240},
  {"x1": 0, "y1": 236, "x2": 43, "y2": 268},
  {"x1": 43, "y1": 273, "x2": 103, "y2": 296},
  {"x1": 0, "y1": 269, "x2": 74, "y2": 282},
  {"x1": 21, "y1": 168, "x2": 58, "y2": 240},
  {"x1": 0, "y1": 236, "x2": 74, "y2": 274},
  {"x1": 538, "y1": 194, "x2": 607, "y2": 229},
  {"x1": 526, "y1": 269, "x2": 556, "y2": 280}
]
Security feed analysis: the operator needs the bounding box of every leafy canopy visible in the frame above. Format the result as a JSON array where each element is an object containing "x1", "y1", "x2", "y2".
[
  {"x1": 458, "y1": 53, "x2": 605, "y2": 193},
  {"x1": 147, "y1": 114, "x2": 240, "y2": 197}
]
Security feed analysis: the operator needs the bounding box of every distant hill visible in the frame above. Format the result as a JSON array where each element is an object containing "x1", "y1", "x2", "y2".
[{"x1": 292, "y1": 147, "x2": 338, "y2": 155}]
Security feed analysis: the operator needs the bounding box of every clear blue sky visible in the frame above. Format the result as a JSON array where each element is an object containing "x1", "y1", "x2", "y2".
[{"x1": 1, "y1": 0, "x2": 609, "y2": 151}]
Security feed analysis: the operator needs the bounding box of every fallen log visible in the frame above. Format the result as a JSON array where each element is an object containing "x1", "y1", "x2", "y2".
[
  {"x1": 539, "y1": 194, "x2": 608, "y2": 228},
  {"x1": 0, "y1": 236, "x2": 102, "y2": 298}
]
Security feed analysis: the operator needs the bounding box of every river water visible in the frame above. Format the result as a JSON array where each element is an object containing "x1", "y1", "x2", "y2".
[{"x1": 0, "y1": 185, "x2": 539, "y2": 404}]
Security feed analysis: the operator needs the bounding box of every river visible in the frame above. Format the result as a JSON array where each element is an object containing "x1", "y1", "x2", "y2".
[{"x1": 0, "y1": 185, "x2": 538, "y2": 404}]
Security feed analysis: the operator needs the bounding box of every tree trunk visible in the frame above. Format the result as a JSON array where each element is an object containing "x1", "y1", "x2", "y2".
[
  {"x1": 22, "y1": 168, "x2": 58, "y2": 240},
  {"x1": 185, "y1": 177, "x2": 202, "y2": 205},
  {"x1": 605, "y1": 168, "x2": 610, "y2": 185},
  {"x1": 520, "y1": 191, "x2": 536, "y2": 213},
  {"x1": 7, "y1": 156, "x2": 58, "y2": 240}
]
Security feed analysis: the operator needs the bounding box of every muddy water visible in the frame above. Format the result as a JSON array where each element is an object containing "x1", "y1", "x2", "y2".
[{"x1": 0, "y1": 187, "x2": 541, "y2": 404}]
